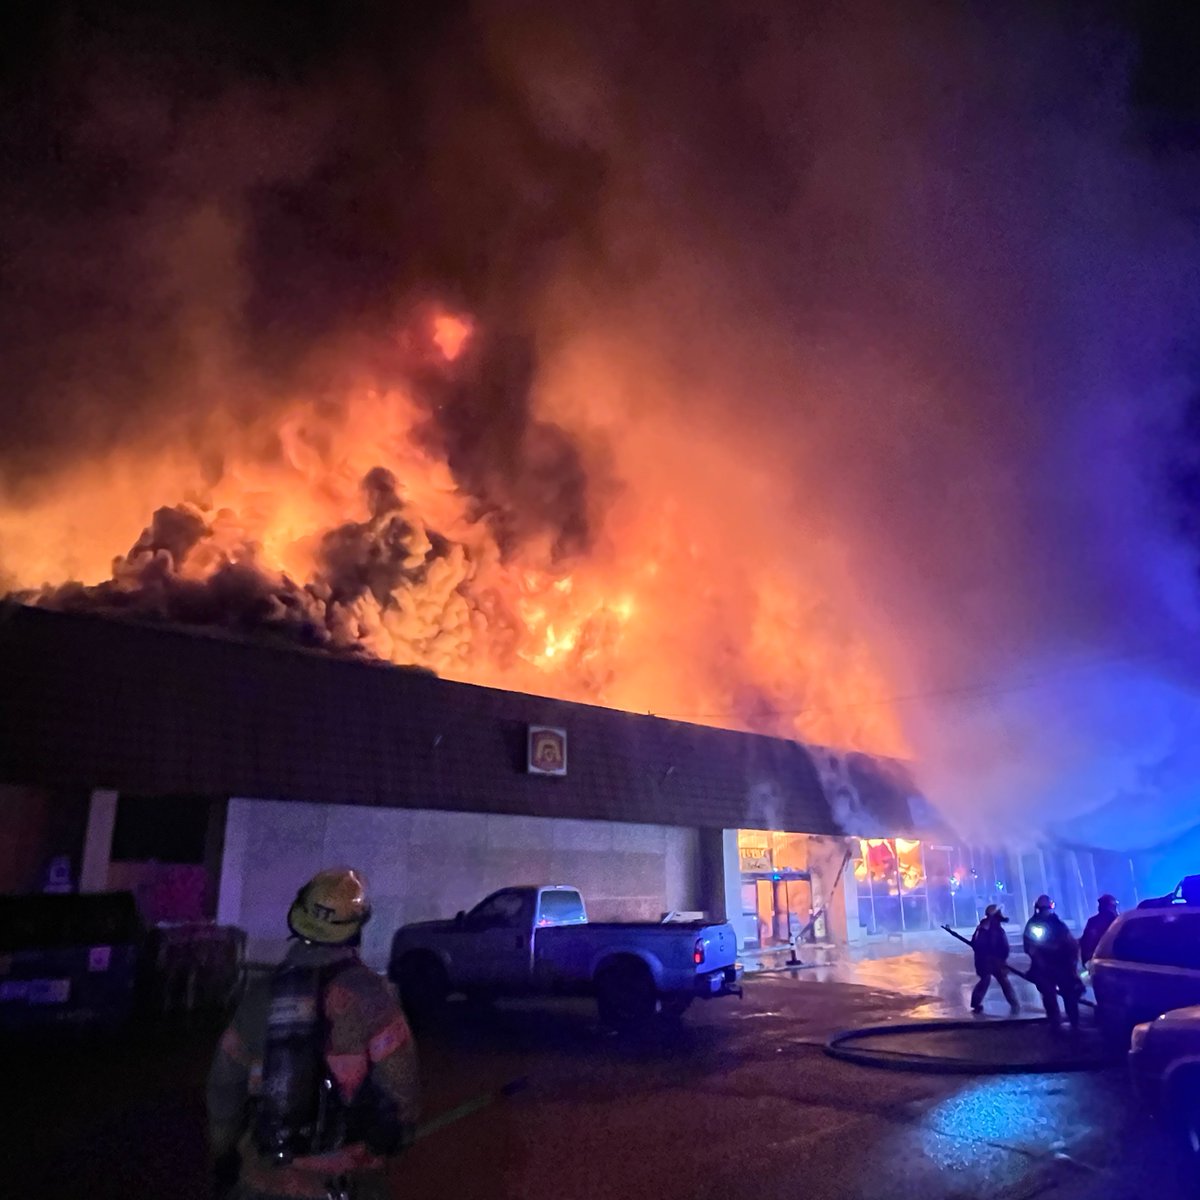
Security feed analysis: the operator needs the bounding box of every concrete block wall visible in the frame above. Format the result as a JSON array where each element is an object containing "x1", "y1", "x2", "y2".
[{"x1": 218, "y1": 799, "x2": 703, "y2": 967}]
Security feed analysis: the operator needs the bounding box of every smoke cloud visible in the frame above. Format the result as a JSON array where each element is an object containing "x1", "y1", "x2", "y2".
[{"x1": 3, "y1": 1, "x2": 1200, "y2": 853}]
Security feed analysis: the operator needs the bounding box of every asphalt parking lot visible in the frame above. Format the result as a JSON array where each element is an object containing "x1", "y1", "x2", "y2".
[{"x1": 8, "y1": 954, "x2": 1197, "y2": 1200}]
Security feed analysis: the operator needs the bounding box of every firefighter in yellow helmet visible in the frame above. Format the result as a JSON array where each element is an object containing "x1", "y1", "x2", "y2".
[{"x1": 207, "y1": 869, "x2": 420, "y2": 1200}]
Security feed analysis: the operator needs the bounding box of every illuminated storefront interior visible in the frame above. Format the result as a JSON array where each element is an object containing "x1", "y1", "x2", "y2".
[
  {"x1": 737, "y1": 830, "x2": 1018, "y2": 947},
  {"x1": 737, "y1": 829, "x2": 817, "y2": 949},
  {"x1": 738, "y1": 828, "x2": 1139, "y2": 948},
  {"x1": 853, "y1": 839, "x2": 1017, "y2": 934}
]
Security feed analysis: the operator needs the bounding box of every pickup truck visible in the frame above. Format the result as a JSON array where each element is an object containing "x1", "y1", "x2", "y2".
[{"x1": 388, "y1": 885, "x2": 742, "y2": 1028}]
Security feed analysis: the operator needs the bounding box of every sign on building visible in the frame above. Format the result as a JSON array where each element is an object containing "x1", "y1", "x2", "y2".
[
  {"x1": 527, "y1": 726, "x2": 567, "y2": 776},
  {"x1": 739, "y1": 846, "x2": 771, "y2": 873}
]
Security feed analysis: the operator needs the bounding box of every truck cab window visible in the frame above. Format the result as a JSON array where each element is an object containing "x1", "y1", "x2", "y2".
[
  {"x1": 467, "y1": 891, "x2": 528, "y2": 929},
  {"x1": 539, "y1": 890, "x2": 585, "y2": 925}
]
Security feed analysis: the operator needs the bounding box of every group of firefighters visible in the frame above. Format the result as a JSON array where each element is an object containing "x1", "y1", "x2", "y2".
[{"x1": 969, "y1": 890, "x2": 1120, "y2": 1028}]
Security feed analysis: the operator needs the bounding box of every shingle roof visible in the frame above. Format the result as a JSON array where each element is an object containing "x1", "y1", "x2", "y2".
[{"x1": 0, "y1": 604, "x2": 919, "y2": 835}]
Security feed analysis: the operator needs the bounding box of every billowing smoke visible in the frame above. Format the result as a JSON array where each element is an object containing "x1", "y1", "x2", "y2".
[{"x1": 3, "y1": 1, "x2": 1200, "y2": 854}]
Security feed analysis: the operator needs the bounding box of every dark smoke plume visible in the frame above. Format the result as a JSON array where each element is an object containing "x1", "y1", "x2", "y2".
[
  {"x1": 0, "y1": 0, "x2": 601, "y2": 552},
  {"x1": 5, "y1": 2, "x2": 1200, "y2": 854}
]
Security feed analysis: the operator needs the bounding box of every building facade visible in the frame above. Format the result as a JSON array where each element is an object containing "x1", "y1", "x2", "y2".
[{"x1": 0, "y1": 606, "x2": 1137, "y2": 967}]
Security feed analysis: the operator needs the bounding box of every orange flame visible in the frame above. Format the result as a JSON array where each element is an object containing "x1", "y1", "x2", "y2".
[
  {"x1": 432, "y1": 312, "x2": 472, "y2": 362},
  {"x1": 0, "y1": 309, "x2": 908, "y2": 757}
]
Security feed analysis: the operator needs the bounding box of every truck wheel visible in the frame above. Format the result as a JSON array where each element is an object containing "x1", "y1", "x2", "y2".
[
  {"x1": 397, "y1": 954, "x2": 448, "y2": 1028},
  {"x1": 659, "y1": 996, "x2": 693, "y2": 1021},
  {"x1": 596, "y1": 959, "x2": 657, "y2": 1029}
]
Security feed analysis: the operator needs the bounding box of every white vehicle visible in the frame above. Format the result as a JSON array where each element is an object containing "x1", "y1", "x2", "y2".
[
  {"x1": 1129, "y1": 1006, "x2": 1200, "y2": 1155},
  {"x1": 1090, "y1": 903, "x2": 1200, "y2": 1043}
]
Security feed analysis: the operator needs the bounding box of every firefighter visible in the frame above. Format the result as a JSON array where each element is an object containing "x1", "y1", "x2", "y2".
[
  {"x1": 1079, "y1": 893, "x2": 1119, "y2": 966},
  {"x1": 969, "y1": 904, "x2": 1020, "y2": 1014},
  {"x1": 208, "y1": 868, "x2": 420, "y2": 1200},
  {"x1": 1022, "y1": 893, "x2": 1082, "y2": 1029}
]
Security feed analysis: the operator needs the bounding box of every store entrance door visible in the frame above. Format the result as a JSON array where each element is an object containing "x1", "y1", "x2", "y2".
[
  {"x1": 737, "y1": 829, "x2": 816, "y2": 950},
  {"x1": 742, "y1": 873, "x2": 814, "y2": 948}
]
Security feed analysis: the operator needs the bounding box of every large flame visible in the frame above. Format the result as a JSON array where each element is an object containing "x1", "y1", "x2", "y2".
[{"x1": 0, "y1": 309, "x2": 906, "y2": 756}]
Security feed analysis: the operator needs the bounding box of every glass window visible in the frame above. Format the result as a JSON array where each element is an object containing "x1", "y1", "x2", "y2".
[
  {"x1": 1042, "y1": 852, "x2": 1070, "y2": 922},
  {"x1": 538, "y1": 890, "x2": 585, "y2": 925},
  {"x1": 854, "y1": 838, "x2": 935, "y2": 933},
  {"x1": 925, "y1": 846, "x2": 955, "y2": 928},
  {"x1": 111, "y1": 795, "x2": 211, "y2": 864},
  {"x1": 857, "y1": 839, "x2": 901, "y2": 932},
  {"x1": 854, "y1": 845, "x2": 875, "y2": 931},
  {"x1": 971, "y1": 849, "x2": 995, "y2": 913},
  {"x1": 1022, "y1": 853, "x2": 1047, "y2": 907},
  {"x1": 468, "y1": 891, "x2": 529, "y2": 929},
  {"x1": 896, "y1": 838, "x2": 929, "y2": 931},
  {"x1": 948, "y1": 849, "x2": 977, "y2": 928},
  {"x1": 772, "y1": 833, "x2": 809, "y2": 872},
  {"x1": 990, "y1": 851, "x2": 1020, "y2": 916}
]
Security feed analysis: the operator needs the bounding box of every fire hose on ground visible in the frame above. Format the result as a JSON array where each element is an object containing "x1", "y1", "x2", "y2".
[
  {"x1": 822, "y1": 925, "x2": 1109, "y2": 1075},
  {"x1": 824, "y1": 1016, "x2": 1111, "y2": 1074}
]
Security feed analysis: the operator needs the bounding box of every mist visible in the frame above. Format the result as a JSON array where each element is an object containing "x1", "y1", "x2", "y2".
[{"x1": 2, "y1": 1, "x2": 1200, "y2": 853}]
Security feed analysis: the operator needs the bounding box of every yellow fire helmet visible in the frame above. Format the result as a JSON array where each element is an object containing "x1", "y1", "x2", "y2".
[{"x1": 287, "y1": 868, "x2": 372, "y2": 945}]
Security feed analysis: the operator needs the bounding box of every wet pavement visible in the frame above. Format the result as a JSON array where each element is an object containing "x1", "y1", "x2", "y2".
[{"x1": 8, "y1": 944, "x2": 1198, "y2": 1200}]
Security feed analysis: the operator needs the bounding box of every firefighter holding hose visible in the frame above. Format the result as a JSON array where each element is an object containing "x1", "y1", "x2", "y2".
[
  {"x1": 1022, "y1": 894, "x2": 1082, "y2": 1030},
  {"x1": 969, "y1": 904, "x2": 1021, "y2": 1015},
  {"x1": 208, "y1": 868, "x2": 420, "y2": 1200}
]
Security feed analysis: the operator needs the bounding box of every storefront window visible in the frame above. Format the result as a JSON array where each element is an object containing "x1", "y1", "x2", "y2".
[
  {"x1": 854, "y1": 838, "x2": 909, "y2": 934},
  {"x1": 853, "y1": 839, "x2": 1021, "y2": 934},
  {"x1": 896, "y1": 838, "x2": 928, "y2": 931},
  {"x1": 991, "y1": 852, "x2": 1019, "y2": 917},
  {"x1": 925, "y1": 845, "x2": 955, "y2": 927},
  {"x1": 959, "y1": 858, "x2": 979, "y2": 926},
  {"x1": 1021, "y1": 852, "x2": 1047, "y2": 912},
  {"x1": 1042, "y1": 850, "x2": 1071, "y2": 923},
  {"x1": 737, "y1": 829, "x2": 813, "y2": 948}
]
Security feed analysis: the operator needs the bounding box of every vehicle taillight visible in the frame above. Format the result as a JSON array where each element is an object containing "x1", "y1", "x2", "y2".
[{"x1": 694, "y1": 938, "x2": 705, "y2": 966}]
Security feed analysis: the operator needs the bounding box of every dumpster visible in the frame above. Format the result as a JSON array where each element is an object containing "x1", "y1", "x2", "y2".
[{"x1": 0, "y1": 891, "x2": 141, "y2": 1034}]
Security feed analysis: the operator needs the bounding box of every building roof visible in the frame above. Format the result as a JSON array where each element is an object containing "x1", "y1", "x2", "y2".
[{"x1": 0, "y1": 604, "x2": 920, "y2": 835}]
